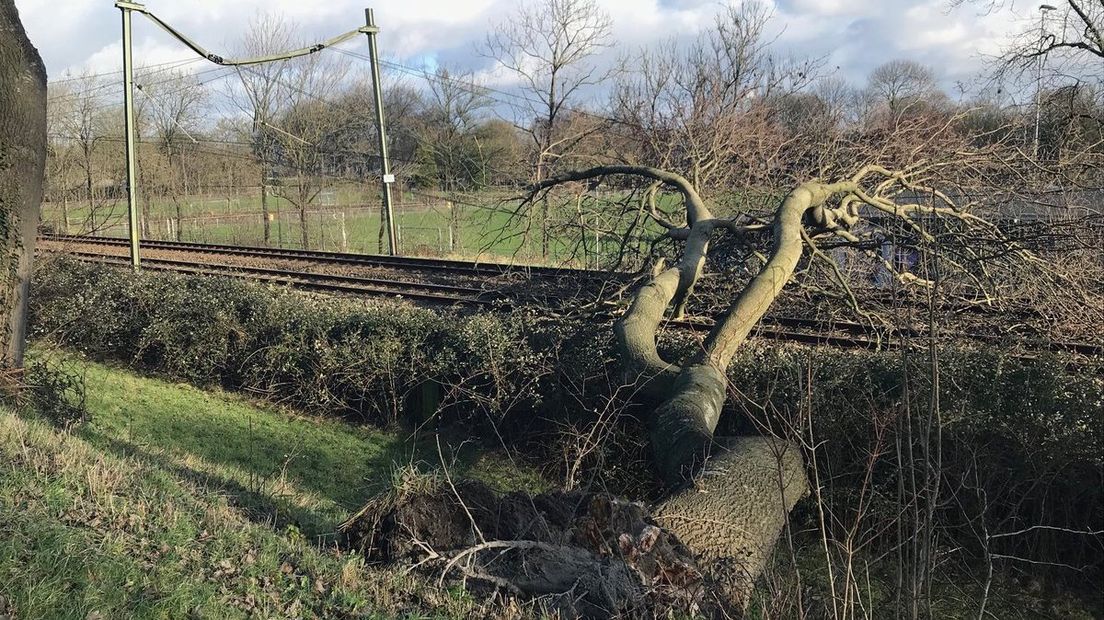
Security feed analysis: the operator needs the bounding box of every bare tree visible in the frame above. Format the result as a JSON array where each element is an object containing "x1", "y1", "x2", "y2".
[
  {"x1": 815, "y1": 76, "x2": 862, "y2": 129},
  {"x1": 226, "y1": 13, "x2": 295, "y2": 246},
  {"x1": 268, "y1": 52, "x2": 350, "y2": 250},
  {"x1": 45, "y1": 83, "x2": 77, "y2": 233},
  {"x1": 0, "y1": 0, "x2": 46, "y2": 369},
  {"x1": 414, "y1": 67, "x2": 494, "y2": 251},
  {"x1": 416, "y1": 67, "x2": 492, "y2": 192},
  {"x1": 324, "y1": 77, "x2": 426, "y2": 252},
  {"x1": 52, "y1": 73, "x2": 117, "y2": 233},
  {"x1": 139, "y1": 69, "x2": 206, "y2": 240},
  {"x1": 612, "y1": 2, "x2": 818, "y2": 198},
  {"x1": 483, "y1": 0, "x2": 614, "y2": 257},
  {"x1": 955, "y1": 0, "x2": 1103, "y2": 80},
  {"x1": 867, "y1": 59, "x2": 940, "y2": 118}
]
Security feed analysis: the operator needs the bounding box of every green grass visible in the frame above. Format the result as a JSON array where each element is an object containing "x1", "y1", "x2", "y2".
[
  {"x1": 42, "y1": 188, "x2": 659, "y2": 265},
  {"x1": 0, "y1": 352, "x2": 546, "y2": 618},
  {"x1": 66, "y1": 354, "x2": 546, "y2": 537}
]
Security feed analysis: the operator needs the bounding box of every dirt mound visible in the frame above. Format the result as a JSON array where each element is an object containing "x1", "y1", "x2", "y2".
[{"x1": 341, "y1": 482, "x2": 718, "y2": 618}]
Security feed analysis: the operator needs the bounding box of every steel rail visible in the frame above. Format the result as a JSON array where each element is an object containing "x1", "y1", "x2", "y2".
[
  {"x1": 45, "y1": 250, "x2": 502, "y2": 307},
  {"x1": 40, "y1": 234, "x2": 611, "y2": 280},
  {"x1": 666, "y1": 317, "x2": 1102, "y2": 357},
  {"x1": 37, "y1": 235, "x2": 1043, "y2": 317}
]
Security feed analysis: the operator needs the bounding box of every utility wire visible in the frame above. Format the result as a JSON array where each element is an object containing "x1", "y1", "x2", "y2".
[
  {"x1": 135, "y1": 83, "x2": 200, "y2": 144},
  {"x1": 49, "y1": 64, "x2": 239, "y2": 112},
  {"x1": 48, "y1": 57, "x2": 203, "y2": 84},
  {"x1": 127, "y1": 4, "x2": 369, "y2": 67}
]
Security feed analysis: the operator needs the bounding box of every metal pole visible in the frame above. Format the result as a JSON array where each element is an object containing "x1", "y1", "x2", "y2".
[
  {"x1": 1034, "y1": 4, "x2": 1057, "y2": 160},
  {"x1": 118, "y1": 1, "x2": 144, "y2": 269},
  {"x1": 363, "y1": 8, "x2": 398, "y2": 255}
]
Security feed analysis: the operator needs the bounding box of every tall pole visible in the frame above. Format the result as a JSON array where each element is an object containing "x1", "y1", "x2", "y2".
[
  {"x1": 1034, "y1": 4, "x2": 1057, "y2": 160},
  {"x1": 363, "y1": 8, "x2": 398, "y2": 256},
  {"x1": 118, "y1": 1, "x2": 143, "y2": 269}
]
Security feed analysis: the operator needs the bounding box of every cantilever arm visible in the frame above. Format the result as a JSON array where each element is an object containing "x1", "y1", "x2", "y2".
[{"x1": 116, "y1": 2, "x2": 369, "y2": 67}]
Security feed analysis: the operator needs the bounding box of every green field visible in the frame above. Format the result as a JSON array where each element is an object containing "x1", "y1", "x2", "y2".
[{"x1": 42, "y1": 185, "x2": 666, "y2": 266}]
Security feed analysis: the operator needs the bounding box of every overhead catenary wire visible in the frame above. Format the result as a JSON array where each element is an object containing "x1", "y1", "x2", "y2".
[
  {"x1": 49, "y1": 64, "x2": 241, "y2": 116},
  {"x1": 47, "y1": 57, "x2": 214, "y2": 104},
  {"x1": 48, "y1": 56, "x2": 204, "y2": 85},
  {"x1": 123, "y1": 3, "x2": 372, "y2": 67},
  {"x1": 135, "y1": 83, "x2": 200, "y2": 144},
  {"x1": 53, "y1": 34, "x2": 643, "y2": 176},
  {"x1": 227, "y1": 55, "x2": 635, "y2": 177}
]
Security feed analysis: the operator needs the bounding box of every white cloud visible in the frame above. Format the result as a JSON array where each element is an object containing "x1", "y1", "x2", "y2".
[{"x1": 15, "y1": 0, "x2": 1026, "y2": 97}]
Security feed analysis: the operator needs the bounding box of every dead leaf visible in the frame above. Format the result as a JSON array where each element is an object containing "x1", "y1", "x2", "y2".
[{"x1": 638, "y1": 525, "x2": 661, "y2": 553}]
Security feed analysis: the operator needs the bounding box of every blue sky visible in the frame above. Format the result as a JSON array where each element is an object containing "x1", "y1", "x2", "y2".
[{"x1": 15, "y1": 0, "x2": 1037, "y2": 96}]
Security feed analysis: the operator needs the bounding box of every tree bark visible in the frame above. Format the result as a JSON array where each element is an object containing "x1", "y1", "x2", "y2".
[
  {"x1": 0, "y1": 0, "x2": 46, "y2": 369},
  {"x1": 648, "y1": 181, "x2": 856, "y2": 485},
  {"x1": 298, "y1": 205, "x2": 309, "y2": 250},
  {"x1": 83, "y1": 153, "x2": 94, "y2": 231},
  {"x1": 654, "y1": 437, "x2": 808, "y2": 608},
  {"x1": 641, "y1": 181, "x2": 869, "y2": 608}
]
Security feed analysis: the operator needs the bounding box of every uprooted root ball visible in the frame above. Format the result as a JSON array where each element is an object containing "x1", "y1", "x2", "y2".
[{"x1": 341, "y1": 481, "x2": 720, "y2": 618}]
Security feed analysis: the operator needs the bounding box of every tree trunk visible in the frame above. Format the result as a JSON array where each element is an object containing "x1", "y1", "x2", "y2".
[
  {"x1": 298, "y1": 205, "x2": 308, "y2": 249},
  {"x1": 136, "y1": 127, "x2": 151, "y2": 238},
  {"x1": 654, "y1": 436, "x2": 807, "y2": 608},
  {"x1": 378, "y1": 199, "x2": 386, "y2": 253},
  {"x1": 83, "y1": 161, "x2": 94, "y2": 231},
  {"x1": 0, "y1": 0, "x2": 46, "y2": 369},
  {"x1": 260, "y1": 168, "x2": 271, "y2": 246}
]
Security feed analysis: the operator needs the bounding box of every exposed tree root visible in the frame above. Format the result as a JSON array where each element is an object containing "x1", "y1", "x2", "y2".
[
  {"x1": 342, "y1": 481, "x2": 709, "y2": 617},
  {"x1": 341, "y1": 437, "x2": 806, "y2": 618}
]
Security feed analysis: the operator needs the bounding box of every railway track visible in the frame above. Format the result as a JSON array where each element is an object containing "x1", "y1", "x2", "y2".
[
  {"x1": 40, "y1": 233, "x2": 611, "y2": 281},
  {"x1": 42, "y1": 249, "x2": 506, "y2": 307},
  {"x1": 668, "y1": 316, "x2": 1102, "y2": 357},
  {"x1": 39, "y1": 235, "x2": 1103, "y2": 358}
]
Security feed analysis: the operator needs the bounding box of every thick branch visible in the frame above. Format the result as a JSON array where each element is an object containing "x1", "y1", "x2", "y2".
[
  {"x1": 525, "y1": 164, "x2": 713, "y2": 224},
  {"x1": 615, "y1": 221, "x2": 715, "y2": 390},
  {"x1": 699, "y1": 180, "x2": 856, "y2": 371}
]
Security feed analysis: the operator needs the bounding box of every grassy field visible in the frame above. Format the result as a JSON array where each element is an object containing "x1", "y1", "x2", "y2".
[
  {"x1": 42, "y1": 186, "x2": 663, "y2": 265},
  {"x1": 0, "y1": 352, "x2": 545, "y2": 618}
]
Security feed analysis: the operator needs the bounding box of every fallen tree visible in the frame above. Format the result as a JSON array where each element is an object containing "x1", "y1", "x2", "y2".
[
  {"x1": 341, "y1": 148, "x2": 1068, "y2": 613},
  {"x1": 518, "y1": 159, "x2": 1045, "y2": 606}
]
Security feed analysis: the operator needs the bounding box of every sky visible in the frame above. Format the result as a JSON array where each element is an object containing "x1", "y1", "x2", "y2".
[{"x1": 14, "y1": 0, "x2": 1042, "y2": 99}]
